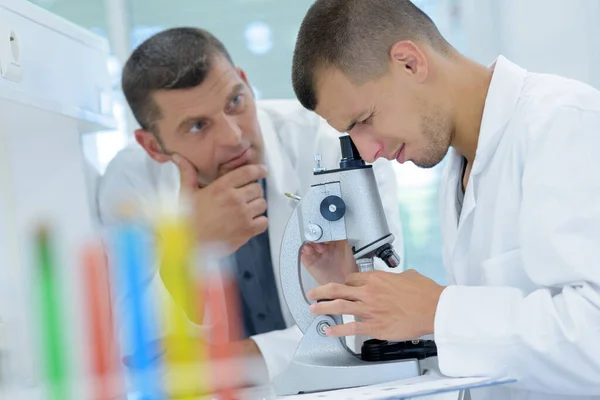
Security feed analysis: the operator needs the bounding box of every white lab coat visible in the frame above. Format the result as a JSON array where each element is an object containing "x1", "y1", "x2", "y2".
[
  {"x1": 434, "y1": 56, "x2": 600, "y2": 399},
  {"x1": 97, "y1": 99, "x2": 404, "y2": 382}
]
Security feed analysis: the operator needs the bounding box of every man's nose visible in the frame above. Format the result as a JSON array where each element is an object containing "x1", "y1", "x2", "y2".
[
  {"x1": 351, "y1": 134, "x2": 382, "y2": 163},
  {"x1": 218, "y1": 115, "x2": 243, "y2": 146}
]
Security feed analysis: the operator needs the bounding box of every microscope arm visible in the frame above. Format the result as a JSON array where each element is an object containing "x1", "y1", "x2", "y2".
[
  {"x1": 280, "y1": 180, "x2": 348, "y2": 334},
  {"x1": 274, "y1": 137, "x2": 418, "y2": 395},
  {"x1": 279, "y1": 206, "x2": 314, "y2": 334}
]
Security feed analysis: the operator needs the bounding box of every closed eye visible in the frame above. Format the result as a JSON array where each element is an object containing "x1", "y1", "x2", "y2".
[
  {"x1": 359, "y1": 114, "x2": 374, "y2": 125},
  {"x1": 348, "y1": 114, "x2": 374, "y2": 132}
]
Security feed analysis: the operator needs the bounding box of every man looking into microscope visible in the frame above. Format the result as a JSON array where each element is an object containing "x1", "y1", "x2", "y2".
[{"x1": 293, "y1": 1, "x2": 600, "y2": 399}]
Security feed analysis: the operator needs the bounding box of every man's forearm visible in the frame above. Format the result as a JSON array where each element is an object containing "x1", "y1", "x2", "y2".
[{"x1": 237, "y1": 338, "x2": 263, "y2": 356}]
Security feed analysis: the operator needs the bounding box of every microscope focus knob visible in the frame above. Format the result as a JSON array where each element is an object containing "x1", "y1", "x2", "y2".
[
  {"x1": 320, "y1": 195, "x2": 346, "y2": 221},
  {"x1": 305, "y1": 223, "x2": 323, "y2": 242}
]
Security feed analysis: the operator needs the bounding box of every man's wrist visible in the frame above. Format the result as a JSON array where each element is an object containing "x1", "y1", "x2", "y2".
[{"x1": 240, "y1": 338, "x2": 263, "y2": 357}]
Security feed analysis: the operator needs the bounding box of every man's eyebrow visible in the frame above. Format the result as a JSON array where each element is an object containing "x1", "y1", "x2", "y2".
[
  {"x1": 226, "y1": 83, "x2": 246, "y2": 100},
  {"x1": 176, "y1": 114, "x2": 208, "y2": 131},
  {"x1": 175, "y1": 84, "x2": 247, "y2": 131}
]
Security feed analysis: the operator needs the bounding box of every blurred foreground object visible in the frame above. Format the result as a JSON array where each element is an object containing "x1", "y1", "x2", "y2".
[{"x1": 0, "y1": 0, "x2": 115, "y2": 397}]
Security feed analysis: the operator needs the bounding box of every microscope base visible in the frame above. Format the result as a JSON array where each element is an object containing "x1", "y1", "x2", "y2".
[{"x1": 273, "y1": 316, "x2": 421, "y2": 395}]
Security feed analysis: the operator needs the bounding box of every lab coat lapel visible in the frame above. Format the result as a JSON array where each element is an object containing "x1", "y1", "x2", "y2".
[
  {"x1": 451, "y1": 174, "x2": 476, "y2": 283},
  {"x1": 258, "y1": 108, "x2": 300, "y2": 327},
  {"x1": 470, "y1": 56, "x2": 527, "y2": 177},
  {"x1": 440, "y1": 149, "x2": 462, "y2": 284},
  {"x1": 448, "y1": 56, "x2": 527, "y2": 284}
]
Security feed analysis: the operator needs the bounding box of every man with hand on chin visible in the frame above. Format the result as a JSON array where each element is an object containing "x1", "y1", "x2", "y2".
[{"x1": 98, "y1": 26, "x2": 404, "y2": 387}]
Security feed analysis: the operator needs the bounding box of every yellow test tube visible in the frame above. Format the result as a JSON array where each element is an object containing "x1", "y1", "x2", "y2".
[{"x1": 156, "y1": 213, "x2": 210, "y2": 398}]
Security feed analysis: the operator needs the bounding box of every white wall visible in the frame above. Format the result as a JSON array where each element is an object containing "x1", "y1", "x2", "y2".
[{"x1": 458, "y1": 0, "x2": 600, "y2": 89}]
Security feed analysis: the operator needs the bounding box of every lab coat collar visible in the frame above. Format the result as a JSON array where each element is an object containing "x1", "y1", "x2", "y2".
[
  {"x1": 255, "y1": 106, "x2": 299, "y2": 328},
  {"x1": 441, "y1": 57, "x2": 527, "y2": 267},
  {"x1": 256, "y1": 106, "x2": 301, "y2": 206},
  {"x1": 471, "y1": 55, "x2": 527, "y2": 177}
]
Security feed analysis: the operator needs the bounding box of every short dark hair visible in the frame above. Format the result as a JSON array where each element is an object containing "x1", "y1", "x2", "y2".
[
  {"x1": 122, "y1": 27, "x2": 234, "y2": 132},
  {"x1": 292, "y1": 0, "x2": 452, "y2": 111}
]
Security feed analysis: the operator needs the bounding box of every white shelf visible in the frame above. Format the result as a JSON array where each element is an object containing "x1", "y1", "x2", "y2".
[
  {"x1": 0, "y1": 1, "x2": 117, "y2": 398},
  {"x1": 0, "y1": 0, "x2": 116, "y2": 132}
]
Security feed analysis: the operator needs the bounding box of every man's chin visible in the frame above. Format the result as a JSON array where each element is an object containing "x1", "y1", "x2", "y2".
[
  {"x1": 218, "y1": 160, "x2": 258, "y2": 176},
  {"x1": 409, "y1": 147, "x2": 449, "y2": 169}
]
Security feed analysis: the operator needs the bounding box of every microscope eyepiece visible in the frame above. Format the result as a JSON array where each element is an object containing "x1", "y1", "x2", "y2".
[{"x1": 339, "y1": 135, "x2": 366, "y2": 169}]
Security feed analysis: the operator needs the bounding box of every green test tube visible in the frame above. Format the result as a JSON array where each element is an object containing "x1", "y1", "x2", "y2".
[{"x1": 36, "y1": 227, "x2": 69, "y2": 400}]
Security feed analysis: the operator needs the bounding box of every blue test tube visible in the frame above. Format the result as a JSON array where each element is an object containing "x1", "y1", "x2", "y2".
[{"x1": 112, "y1": 222, "x2": 164, "y2": 400}]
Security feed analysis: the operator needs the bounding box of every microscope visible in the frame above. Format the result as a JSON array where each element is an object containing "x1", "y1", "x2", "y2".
[{"x1": 273, "y1": 136, "x2": 422, "y2": 395}]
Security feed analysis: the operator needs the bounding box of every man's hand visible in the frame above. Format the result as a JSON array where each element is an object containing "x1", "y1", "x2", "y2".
[
  {"x1": 301, "y1": 240, "x2": 358, "y2": 285},
  {"x1": 173, "y1": 154, "x2": 268, "y2": 254},
  {"x1": 307, "y1": 269, "x2": 445, "y2": 340},
  {"x1": 232, "y1": 338, "x2": 262, "y2": 357}
]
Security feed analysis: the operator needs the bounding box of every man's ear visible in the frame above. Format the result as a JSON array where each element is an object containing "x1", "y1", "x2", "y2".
[
  {"x1": 134, "y1": 129, "x2": 171, "y2": 163},
  {"x1": 389, "y1": 40, "x2": 428, "y2": 84},
  {"x1": 237, "y1": 67, "x2": 250, "y2": 86}
]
